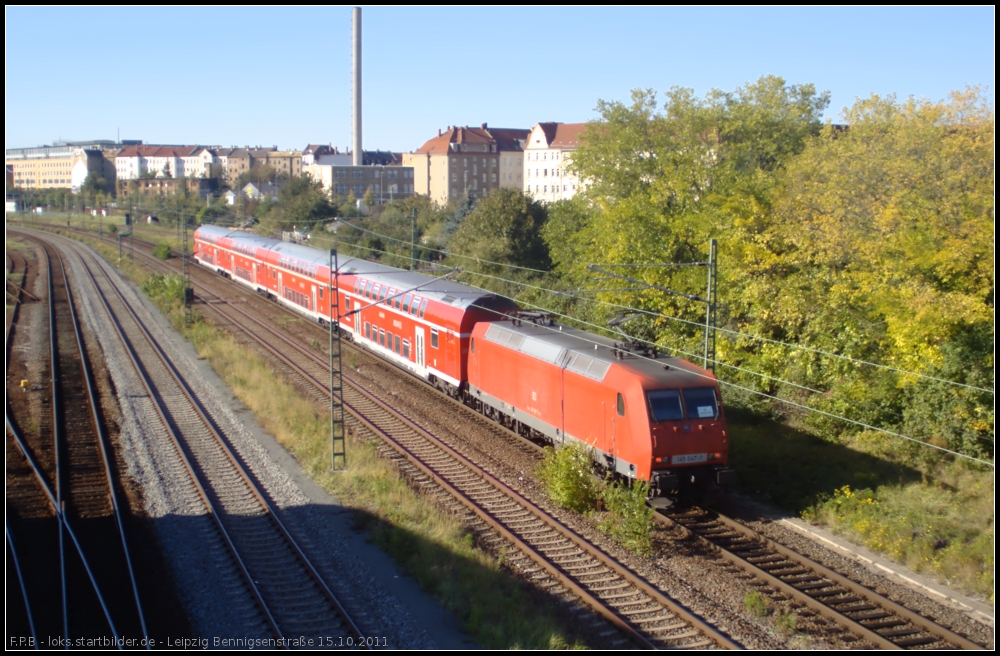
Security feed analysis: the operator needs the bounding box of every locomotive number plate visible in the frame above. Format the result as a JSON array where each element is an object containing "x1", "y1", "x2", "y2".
[{"x1": 672, "y1": 453, "x2": 707, "y2": 465}]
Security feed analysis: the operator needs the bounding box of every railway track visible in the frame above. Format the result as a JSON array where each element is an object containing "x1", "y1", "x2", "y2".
[
  {"x1": 35, "y1": 231, "x2": 366, "y2": 645},
  {"x1": 658, "y1": 507, "x2": 984, "y2": 650},
  {"x1": 6, "y1": 234, "x2": 143, "y2": 645},
  {"x1": 50, "y1": 223, "x2": 992, "y2": 650}
]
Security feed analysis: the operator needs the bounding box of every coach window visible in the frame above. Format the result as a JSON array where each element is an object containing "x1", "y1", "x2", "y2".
[
  {"x1": 319, "y1": 286, "x2": 324, "y2": 300},
  {"x1": 393, "y1": 292, "x2": 401, "y2": 310},
  {"x1": 378, "y1": 286, "x2": 388, "y2": 303},
  {"x1": 402, "y1": 293, "x2": 412, "y2": 313},
  {"x1": 617, "y1": 393, "x2": 626, "y2": 417},
  {"x1": 394, "y1": 335, "x2": 401, "y2": 354},
  {"x1": 365, "y1": 281, "x2": 374, "y2": 299},
  {"x1": 372, "y1": 283, "x2": 381, "y2": 300},
  {"x1": 354, "y1": 279, "x2": 361, "y2": 294},
  {"x1": 387, "y1": 331, "x2": 393, "y2": 350},
  {"x1": 379, "y1": 328, "x2": 386, "y2": 347},
  {"x1": 364, "y1": 322, "x2": 371, "y2": 340},
  {"x1": 419, "y1": 299, "x2": 428, "y2": 318},
  {"x1": 403, "y1": 340, "x2": 410, "y2": 359},
  {"x1": 430, "y1": 328, "x2": 439, "y2": 349},
  {"x1": 409, "y1": 296, "x2": 420, "y2": 315},
  {"x1": 344, "y1": 297, "x2": 350, "y2": 312}
]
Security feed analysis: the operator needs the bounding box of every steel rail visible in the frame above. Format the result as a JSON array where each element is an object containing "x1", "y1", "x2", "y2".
[
  {"x1": 51, "y1": 245, "x2": 150, "y2": 642},
  {"x1": 5, "y1": 248, "x2": 29, "y2": 369},
  {"x1": 70, "y1": 240, "x2": 366, "y2": 646},
  {"x1": 4, "y1": 414, "x2": 120, "y2": 644},
  {"x1": 657, "y1": 508, "x2": 984, "y2": 650},
  {"x1": 33, "y1": 235, "x2": 127, "y2": 645},
  {"x1": 6, "y1": 518, "x2": 40, "y2": 649}
]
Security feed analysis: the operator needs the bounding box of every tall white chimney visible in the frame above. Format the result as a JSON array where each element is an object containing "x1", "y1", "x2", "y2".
[{"x1": 352, "y1": 7, "x2": 362, "y2": 166}]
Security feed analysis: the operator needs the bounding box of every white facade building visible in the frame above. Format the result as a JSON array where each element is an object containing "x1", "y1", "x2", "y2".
[
  {"x1": 116, "y1": 146, "x2": 216, "y2": 180},
  {"x1": 523, "y1": 122, "x2": 587, "y2": 203}
]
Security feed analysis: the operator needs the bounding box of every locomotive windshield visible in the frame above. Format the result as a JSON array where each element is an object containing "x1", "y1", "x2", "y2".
[
  {"x1": 647, "y1": 390, "x2": 684, "y2": 422},
  {"x1": 683, "y1": 387, "x2": 719, "y2": 420}
]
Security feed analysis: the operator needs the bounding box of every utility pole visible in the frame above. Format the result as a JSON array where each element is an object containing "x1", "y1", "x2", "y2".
[
  {"x1": 328, "y1": 248, "x2": 346, "y2": 469},
  {"x1": 703, "y1": 239, "x2": 717, "y2": 372},
  {"x1": 410, "y1": 209, "x2": 417, "y2": 271},
  {"x1": 586, "y1": 239, "x2": 720, "y2": 373},
  {"x1": 182, "y1": 215, "x2": 191, "y2": 326}
]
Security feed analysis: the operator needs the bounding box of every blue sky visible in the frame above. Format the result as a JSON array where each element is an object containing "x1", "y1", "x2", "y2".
[{"x1": 5, "y1": 7, "x2": 994, "y2": 152}]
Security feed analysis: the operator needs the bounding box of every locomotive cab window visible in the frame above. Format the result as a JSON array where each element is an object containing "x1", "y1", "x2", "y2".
[
  {"x1": 647, "y1": 390, "x2": 684, "y2": 422},
  {"x1": 470, "y1": 337, "x2": 475, "y2": 354},
  {"x1": 430, "y1": 328, "x2": 439, "y2": 348},
  {"x1": 616, "y1": 393, "x2": 625, "y2": 417},
  {"x1": 683, "y1": 388, "x2": 719, "y2": 420}
]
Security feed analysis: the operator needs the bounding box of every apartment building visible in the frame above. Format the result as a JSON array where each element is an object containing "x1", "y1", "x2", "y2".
[
  {"x1": 115, "y1": 145, "x2": 217, "y2": 181},
  {"x1": 7, "y1": 140, "x2": 125, "y2": 190},
  {"x1": 523, "y1": 122, "x2": 588, "y2": 203},
  {"x1": 404, "y1": 124, "x2": 529, "y2": 206}
]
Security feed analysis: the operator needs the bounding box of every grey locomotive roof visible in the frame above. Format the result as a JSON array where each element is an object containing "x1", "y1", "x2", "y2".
[
  {"x1": 197, "y1": 224, "x2": 504, "y2": 311},
  {"x1": 483, "y1": 321, "x2": 712, "y2": 386}
]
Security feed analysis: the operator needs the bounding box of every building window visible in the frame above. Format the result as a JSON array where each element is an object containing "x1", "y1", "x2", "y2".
[
  {"x1": 491, "y1": 174, "x2": 497, "y2": 183},
  {"x1": 452, "y1": 173, "x2": 457, "y2": 182},
  {"x1": 353, "y1": 170, "x2": 364, "y2": 178}
]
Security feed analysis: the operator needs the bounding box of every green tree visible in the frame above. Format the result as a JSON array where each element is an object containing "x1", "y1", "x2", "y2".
[
  {"x1": 564, "y1": 76, "x2": 829, "y2": 358},
  {"x1": 761, "y1": 88, "x2": 995, "y2": 456},
  {"x1": 256, "y1": 175, "x2": 334, "y2": 234},
  {"x1": 447, "y1": 188, "x2": 550, "y2": 272},
  {"x1": 362, "y1": 187, "x2": 375, "y2": 208}
]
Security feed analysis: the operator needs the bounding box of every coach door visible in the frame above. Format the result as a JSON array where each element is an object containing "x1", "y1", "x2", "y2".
[
  {"x1": 278, "y1": 272, "x2": 283, "y2": 297},
  {"x1": 415, "y1": 327, "x2": 426, "y2": 373},
  {"x1": 311, "y1": 286, "x2": 317, "y2": 313},
  {"x1": 354, "y1": 306, "x2": 362, "y2": 336}
]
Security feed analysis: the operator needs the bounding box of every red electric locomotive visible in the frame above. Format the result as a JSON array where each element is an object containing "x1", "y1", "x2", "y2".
[
  {"x1": 467, "y1": 314, "x2": 735, "y2": 495},
  {"x1": 192, "y1": 225, "x2": 735, "y2": 496}
]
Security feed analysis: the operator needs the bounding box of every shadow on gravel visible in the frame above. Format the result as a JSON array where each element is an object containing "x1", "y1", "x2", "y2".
[
  {"x1": 280, "y1": 504, "x2": 600, "y2": 649},
  {"x1": 726, "y1": 408, "x2": 923, "y2": 513}
]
